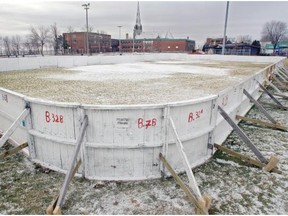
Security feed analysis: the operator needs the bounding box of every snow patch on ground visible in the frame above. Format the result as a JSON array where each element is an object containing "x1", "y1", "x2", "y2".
[{"x1": 46, "y1": 61, "x2": 229, "y2": 82}]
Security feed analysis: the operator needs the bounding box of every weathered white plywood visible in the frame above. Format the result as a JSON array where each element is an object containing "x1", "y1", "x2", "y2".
[
  {"x1": 85, "y1": 108, "x2": 163, "y2": 148},
  {"x1": 0, "y1": 88, "x2": 28, "y2": 145}
]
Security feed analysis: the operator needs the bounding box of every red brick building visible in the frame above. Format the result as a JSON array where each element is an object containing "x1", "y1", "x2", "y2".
[
  {"x1": 119, "y1": 38, "x2": 195, "y2": 53},
  {"x1": 63, "y1": 32, "x2": 111, "y2": 54}
]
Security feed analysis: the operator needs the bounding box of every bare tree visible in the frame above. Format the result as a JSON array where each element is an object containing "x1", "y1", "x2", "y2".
[
  {"x1": 11, "y1": 35, "x2": 21, "y2": 56},
  {"x1": 261, "y1": 20, "x2": 288, "y2": 53},
  {"x1": 51, "y1": 23, "x2": 60, "y2": 55},
  {"x1": 24, "y1": 35, "x2": 33, "y2": 55},
  {"x1": 3, "y1": 36, "x2": 11, "y2": 57},
  {"x1": 82, "y1": 25, "x2": 94, "y2": 32},
  {"x1": 236, "y1": 35, "x2": 252, "y2": 44},
  {"x1": 30, "y1": 25, "x2": 50, "y2": 56}
]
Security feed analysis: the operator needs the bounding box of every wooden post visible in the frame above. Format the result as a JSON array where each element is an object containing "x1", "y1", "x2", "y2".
[
  {"x1": 53, "y1": 115, "x2": 88, "y2": 215},
  {"x1": 236, "y1": 115, "x2": 288, "y2": 131},
  {"x1": 0, "y1": 108, "x2": 30, "y2": 148},
  {"x1": 159, "y1": 153, "x2": 209, "y2": 215},
  {"x1": 243, "y1": 89, "x2": 278, "y2": 124},
  {"x1": 218, "y1": 106, "x2": 268, "y2": 164},
  {"x1": 214, "y1": 144, "x2": 281, "y2": 174},
  {"x1": 46, "y1": 159, "x2": 82, "y2": 215},
  {"x1": 0, "y1": 142, "x2": 28, "y2": 159}
]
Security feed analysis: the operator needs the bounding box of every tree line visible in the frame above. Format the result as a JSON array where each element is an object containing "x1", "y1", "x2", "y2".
[
  {"x1": 1, "y1": 20, "x2": 288, "y2": 57},
  {"x1": 0, "y1": 23, "x2": 101, "y2": 57},
  {"x1": 203, "y1": 20, "x2": 288, "y2": 55},
  {"x1": 0, "y1": 23, "x2": 65, "y2": 57}
]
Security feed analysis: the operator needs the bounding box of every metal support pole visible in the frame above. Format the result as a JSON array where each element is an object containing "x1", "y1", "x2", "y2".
[
  {"x1": 221, "y1": 1, "x2": 229, "y2": 55},
  {"x1": 82, "y1": 3, "x2": 90, "y2": 55},
  {"x1": 132, "y1": 29, "x2": 135, "y2": 53},
  {"x1": 117, "y1": 26, "x2": 122, "y2": 53}
]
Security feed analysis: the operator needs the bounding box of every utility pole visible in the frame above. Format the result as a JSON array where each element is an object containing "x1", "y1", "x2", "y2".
[
  {"x1": 82, "y1": 3, "x2": 90, "y2": 55},
  {"x1": 117, "y1": 25, "x2": 122, "y2": 53},
  {"x1": 222, "y1": 1, "x2": 229, "y2": 55}
]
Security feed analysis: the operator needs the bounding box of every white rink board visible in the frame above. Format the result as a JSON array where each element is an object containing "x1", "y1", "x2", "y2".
[
  {"x1": 0, "y1": 53, "x2": 283, "y2": 72},
  {"x1": 0, "y1": 54, "x2": 285, "y2": 180}
]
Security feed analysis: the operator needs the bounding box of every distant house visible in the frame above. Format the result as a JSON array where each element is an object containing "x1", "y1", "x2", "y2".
[
  {"x1": 263, "y1": 42, "x2": 288, "y2": 56},
  {"x1": 204, "y1": 43, "x2": 260, "y2": 55},
  {"x1": 203, "y1": 37, "x2": 261, "y2": 56}
]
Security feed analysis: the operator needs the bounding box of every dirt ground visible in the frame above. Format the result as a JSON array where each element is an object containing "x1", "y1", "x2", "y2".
[{"x1": 0, "y1": 84, "x2": 287, "y2": 215}]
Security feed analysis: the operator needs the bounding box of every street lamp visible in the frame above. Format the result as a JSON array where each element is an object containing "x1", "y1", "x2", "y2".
[
  {"x1": 117, "y1": 25, "x2": 122, "y2": 53},
  {"x1": 222, "y1": 1, "x2": 229, "y2": 55},
  {"x1": 82, "y1": 3, "x2": 90, "y2": 55}
]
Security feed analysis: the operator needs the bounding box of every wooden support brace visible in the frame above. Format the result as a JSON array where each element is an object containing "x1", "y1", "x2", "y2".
[
  {"x1": 263, "y1": 155, "x2": 279, "y2": 172},
  {"x1": 257, "y1": 81, "x2": 284, "y2": 107},
  {"x1": 273, "y1": 76, "x2": 288, "y2": 90},
  {"x1": 218, "y1": 106, "x2": 268, "y2": 164},
  {"x1": 278, "y1": 68, "x2": 288, "y2": 79},
  {"x1": 0, "y1": 142, "x2": 28, "y2": 159},
  {"x1": 0, "y1": 108, "x2": 30, "y2": 148},
  {"x1": 159, "y1": 153, "x2": 210, "y2": 215},
  {"x1": 264, "y1": 78, "x2": 282, "y2": 94},
  {"x1": 275, "y1": 71, "x2": 288, "y2": 82},
  {"x1": 236, "y1": 115, "x2": 288, "y2": 131},
  {"x1": 272, "y1": 92, "x2": 288, "y2": 100},
  {"x1": 53, "y1": 115, "x2": 88, "y2": 215},
  {"x1": 243, "y1": 89, "x2": 278, "y2": 124},
  {"x1": 214, "y1": 144, "x2": 281, "y2": 174},
  {"x1": 277, "y1": 71, "x2": 288, "y2": 81},
  {"x1": 260, "y1": 101, "x2": 288, "y2": 111},
  {"x1": 278, "y1": 65, "x2": 288, "y2": 76},
  {"x1": 169, "y1": 117, "x2": 202, "y2": 198},
  {"x1": 46, "y1": 159, "x2": 82, "y2": 215}
]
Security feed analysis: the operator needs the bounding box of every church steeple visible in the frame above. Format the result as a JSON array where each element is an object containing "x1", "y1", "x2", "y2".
[{"x1": 134, "y1": 2, "x2": 142, "y2": 36}]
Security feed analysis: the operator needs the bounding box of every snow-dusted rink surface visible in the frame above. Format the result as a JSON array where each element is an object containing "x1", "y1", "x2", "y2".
[
  {"x1": 48, "y1": 61, "x2": 230, "y2": 81},
  {"x1": 0, "y1": 56, "x2": 276, "y2": 105}
]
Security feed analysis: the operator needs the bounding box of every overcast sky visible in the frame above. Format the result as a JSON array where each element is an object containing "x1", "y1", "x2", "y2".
[{"x1": 1, "y1": 0, "x2": 288, "y2": 46}]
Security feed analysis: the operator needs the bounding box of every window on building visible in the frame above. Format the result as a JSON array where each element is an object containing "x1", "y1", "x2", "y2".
[
  {"x1": 176, "y1": 46, "x2": 178, "y2": 49},
  {"x1": 168, "y1": 46, "x2": 170, "y2": 49}
]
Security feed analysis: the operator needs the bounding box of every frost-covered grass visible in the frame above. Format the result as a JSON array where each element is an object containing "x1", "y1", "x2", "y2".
[{"x1": 1, "y1": 84, "x2": 287, "y2": 214}]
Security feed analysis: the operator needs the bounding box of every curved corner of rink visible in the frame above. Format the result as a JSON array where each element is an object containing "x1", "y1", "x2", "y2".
[{"x1": 0, "y1": 54, "x2": 285, "y2": 181}]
